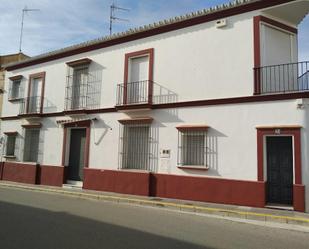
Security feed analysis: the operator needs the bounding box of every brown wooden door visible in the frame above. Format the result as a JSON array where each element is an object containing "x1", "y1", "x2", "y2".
[{"x1": 267, "y1": 136, "x2": 293, "y2": 205}]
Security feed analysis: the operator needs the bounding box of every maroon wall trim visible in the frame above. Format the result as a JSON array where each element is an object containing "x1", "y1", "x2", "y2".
[
  {"x1": 118, "y1": 117, "x2": 153, "y2": 125},
  {"x1": 83, "y1": 169, "x2": 266, "y2": 207},
  {"x1": 123, "y1": 48, "x2": 154, "y2": 105},
  {"x1": 66, "y1": 58, "x2": 92, "y2": 67},
  {"x1": 26, "y1": 72, "x2": 46, "y2": 114},
  {"x1": 259, "y1": 16, "x2": 297, "y2": 34},
  {"x1": 176, "y1": 125, "x2": 209, "y2": 132},
  {"x1": 253, "y1": 15, "x2": 298, "y2": 94},
  {"x1": 257, "y1": 127, "x2": 302, "y2": 184},
  {"x1": 2, "y1": 162, "x2": 38, "y2": 184},
  {"x1": 150, "y1": 173, "x2": 266, "y2": 208},
  {"x1": 257, "y1": 127, "x2": 303, "y2": 210},
  {"x1": 0, "y1": 162, "x2": 4, "y2": 180},
  {"x1": 61, "y1": 120, "x2": 91, "y2": 170},
  {"x1": 3, "y1": 92, "x2": 309, "y2": 121},
  {"x1": 83, "y1": 168, "x2": 150, "y2": 196},
  {"x1": 3, "y1": 131, "x2": 18, "y2": 135},
  {"x1": 38, "y1": 165, "x2": 64, "y2": 187},
  {"x1": 294, "y1": 184, "x2": 306, "y2": 212},
  {"x1": 9, "y1": 75, "x2": 23, "y2": 81},
  {"x1": 6, "y1": 0, "x2": 295, "y2": 71},
  {"x1": 21, "y1": 124, "x2": 42, "y2": 129}
]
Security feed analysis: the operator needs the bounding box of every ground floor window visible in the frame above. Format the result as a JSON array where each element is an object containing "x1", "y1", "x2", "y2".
[
  {"x1": 119, "y1": 120, "x2": 157, "y2": 171},
  {"x1": 4, "y1": 133, "x2": 17, "y2": 157},
  {"x1": 23, "y1": 128, "x2": 40, "y2": 162},
  {"x1": 177, "y1": 129, "x2": 208, "y2": 168}
]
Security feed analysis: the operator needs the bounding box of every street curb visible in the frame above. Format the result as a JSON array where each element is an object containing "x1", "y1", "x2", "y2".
[{"x1": 1, "y1": 182, "x2": 309, "y2": 227}]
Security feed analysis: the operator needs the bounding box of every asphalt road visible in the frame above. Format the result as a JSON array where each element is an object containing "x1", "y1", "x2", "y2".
[{"x1": 0, "y1": 187, "x2": 308, "y2": 249}]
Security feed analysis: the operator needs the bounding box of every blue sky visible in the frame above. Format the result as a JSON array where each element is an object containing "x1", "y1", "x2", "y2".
[{"x1": 0, "y1": 0, "x2": 308, "y2": 61}]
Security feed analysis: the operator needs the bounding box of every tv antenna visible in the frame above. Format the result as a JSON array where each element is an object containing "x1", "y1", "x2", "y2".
[
  {"x1": 19, "y1": 6, "x2": 40, "y2": 53},
  {"x1": 109, "y1": 2, "x2": 129, "y2": 36}
]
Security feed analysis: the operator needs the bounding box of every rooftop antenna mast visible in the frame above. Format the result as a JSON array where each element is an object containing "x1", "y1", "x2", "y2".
[
  {"x1": 109, "y1": 2, "x2": 129, "y2": 36},
  {"x1": 19, "y1": 6, "x2": 40, "y2": 53}
]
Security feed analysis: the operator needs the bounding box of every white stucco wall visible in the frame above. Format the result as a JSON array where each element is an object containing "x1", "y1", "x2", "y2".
[
  {"x1": 1, "y1": 5, "x2": 308, "y2": 211},
  {"x1": 2, "y1": 10, "x2": 263, "y2": 118}
]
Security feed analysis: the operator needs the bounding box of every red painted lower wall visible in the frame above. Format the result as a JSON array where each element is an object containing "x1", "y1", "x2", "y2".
[
  {"x1": 1, "y1": 163, "x2": 305, "y2": 212},
  {"x1": 83, "y1": 169, "x2": 266, "y2": 208},
  {"x1": 150, "y1": 173, "x2": 266, "y2": 208},
  {"x1": 2, "y1": 162, "x2": 37, "y2": 184},
  {"x1": 83, "y1": 168, "x2": 150, "y2": 196},
  {"x1": 38, "y1": 165, "x2": 64, "y2": 187},
  {"x1": 0, "y1": 162, "x2": 4, "y2": 180},
  {"x1": 294, "y1": 184, "x2": 306, "y2": 212}
]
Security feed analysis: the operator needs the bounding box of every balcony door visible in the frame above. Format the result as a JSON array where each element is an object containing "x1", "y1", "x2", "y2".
[
  {"x1": 71, "y1": 67, "x2": 88, "y2": 110},
  {"x1": 28, "y1": 76, "x2": 43, "y2": 113},
  {"x1": 128, "y1": 56, "x2": 149, "y2": 104},
  {"x1": 261, "y1": 24, "x2": 297, "y2": 92}
]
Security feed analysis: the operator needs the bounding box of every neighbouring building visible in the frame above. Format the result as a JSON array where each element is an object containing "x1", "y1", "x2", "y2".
[
  {"x1": 0, "y1": 53, "x2": 29, "y2": 116},
  {"x1": 0, "y1": 0, "x2": 309, "y2": 212}
]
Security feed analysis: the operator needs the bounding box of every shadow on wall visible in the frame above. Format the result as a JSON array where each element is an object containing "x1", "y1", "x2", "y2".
[
  {"x1": 43, "y1": 99, "x2": 57, "y2": 113},
  {"x1": 87, "y1": 62, "x2": 104, "y2": 109},
  {"x1": 91, "y1": 117, "x2": 112, "y2": 146},
  {"x1": 150, "y1": 124, "x2": 159, "y2": 173},
  {"x1": 13, "y1": 128, "x2": 45, "y2": 164},
  {"x1": 118, "y1": 122, "x2": 159, "y2": 173},
  {"x1": 152, "y1": 82, "x2": 178, "y2": 104},
  {"x1": 179, "y1": 128, "x2": 227, "y2": 177}
]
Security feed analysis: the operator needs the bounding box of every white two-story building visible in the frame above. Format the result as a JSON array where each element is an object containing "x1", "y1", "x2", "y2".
[{"x1": 1, "y1": 0, "x2": 309, "y2": 212}]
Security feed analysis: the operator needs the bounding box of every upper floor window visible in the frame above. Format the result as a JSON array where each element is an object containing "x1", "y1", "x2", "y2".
[
  {"x1": 117, "y1": 49, "x2": 154, "y2": 106},
  {"x1": 8, "y1": 75, "x2": 23, "y2": 100},
  {"x1": 19, "y1": 72, "x2": 46, "y2": 115},
  {"x1": 65, "y1": 58, "x2": 92, "y2": 111},
  {"x1": 177, "y1": 125, "x2": 209, "y2": 169}
]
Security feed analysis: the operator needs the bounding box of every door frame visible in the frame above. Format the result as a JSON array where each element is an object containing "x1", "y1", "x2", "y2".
[
  {"x1": 61, "y1": 120, "x2": 91, "y2": 180},
  {"x1": 265, "y1": 135, "x2": 294, "y2": 205},
  {"x1": 256, "y1": 126, "x2": 305, "y2": 211}
]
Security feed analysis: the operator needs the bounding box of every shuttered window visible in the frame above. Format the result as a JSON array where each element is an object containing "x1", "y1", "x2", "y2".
[{"x1": 23, "y1": 129, "x2": 40, "y2": 162}]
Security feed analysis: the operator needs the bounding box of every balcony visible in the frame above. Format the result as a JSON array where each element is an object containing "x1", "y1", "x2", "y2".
[
  {"x1": 64, "y1": 72, "x2": 101, "y2": 114},
  {"x1": 19, "y1": 96, "x2": 43, "y2": 117},
  {"x1": 254, "y1": 61, "x2": 309, "y2": 95},
  {"x1": 116, "y1": 80, "x2": 152, "y2": 110}
]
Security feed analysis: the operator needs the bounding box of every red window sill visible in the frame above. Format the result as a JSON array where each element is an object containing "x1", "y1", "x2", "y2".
[{"x1": 177, "y1": 165, "x2": 209, "y2": 171}]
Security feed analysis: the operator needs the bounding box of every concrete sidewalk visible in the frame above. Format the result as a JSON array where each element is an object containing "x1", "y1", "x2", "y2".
[{"x1": 0, "y1": 180, "x2": 309, "y2": 228}]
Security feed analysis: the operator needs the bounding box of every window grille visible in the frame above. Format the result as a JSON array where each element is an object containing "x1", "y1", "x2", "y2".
[
  {"x1": 5, "y1": 135, "x2": 16, "y2": 156},
  {"x1": 178, "y1": 130, "x2": 207, "y2": 167},
  {"x1": 65, "y1": 65, "x2": 101, "y2": 110},
  {"x1": 119, "y1": 123, "x2": 157, "y2": 171},
  {"x1": 23, "y1": 129, "x2": 40, "y2": 162}
]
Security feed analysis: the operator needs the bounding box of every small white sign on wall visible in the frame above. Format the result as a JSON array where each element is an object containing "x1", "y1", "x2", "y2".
[{"x1": 159, "y1": 149, "x2": 171, "y2": 173}]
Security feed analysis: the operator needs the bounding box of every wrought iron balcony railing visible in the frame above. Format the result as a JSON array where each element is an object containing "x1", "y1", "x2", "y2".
[
  {"x1": 19, "y1": 96, "x2": 43, "y2": 115},
  {"x1": 65, "y1": 83, "x2": 89, "y2": 111},
  {"x1": 64, "y1": 72, "x2": 101, "y2": 111},
  {"x1": 116, "y1": 80, "x2": 152, "y2": 106},
  {"x1": 254, "y1": 61, "x2": 309, "y2": 94}
]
